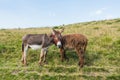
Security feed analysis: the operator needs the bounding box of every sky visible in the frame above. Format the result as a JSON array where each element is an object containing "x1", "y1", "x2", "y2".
[{"x1": 0, "y1": 0, "x2": 120, "y2": 29}]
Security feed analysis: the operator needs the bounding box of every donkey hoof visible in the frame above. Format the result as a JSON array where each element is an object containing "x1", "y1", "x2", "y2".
[
  {"x1": 39, "y1": 63, "x2": 42, "y2": 66},
  {"x1": 79, "y1": 64, "x2": 84, "y2": 68},
  {"x1": 65, "y1": 58, "x2": 69, "y2": 62},
  {"x1": 21, "y1": 61, "x2": 24, "y2": 64},
  {"x1": 23, "y1": 63, "x2": 27, "y2": 66},
  {"x1": 44, "y1": 61, "x2": 48, "y2": 64},
  {"x1": 61, "y1": 59, "x2": 64, "y2": 62},
  {"x1": 78, "y1": 62, "x2": 80, "y2": 65},
  {"x1": 59, "y1": 55, "x2": 61, "y2": 57},
  {"x1": 39, "y1": 62, "x2": 43, "y2": 66},
  {"x1": 21, "y1": 59, "x2": 24, "y2": 64}
]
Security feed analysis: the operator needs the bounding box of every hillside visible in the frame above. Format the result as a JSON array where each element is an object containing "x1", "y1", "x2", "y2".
[{"x1": 0, "y1": 18, "x2": 120, "y2": 80}]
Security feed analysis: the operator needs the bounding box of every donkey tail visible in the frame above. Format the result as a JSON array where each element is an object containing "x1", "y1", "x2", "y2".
[{"x1": 22, "y1": 43, "x2": 24, "y2": 52}]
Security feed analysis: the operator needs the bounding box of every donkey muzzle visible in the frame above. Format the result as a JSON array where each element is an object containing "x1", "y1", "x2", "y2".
[{"x1": 57, "y1": 41, "x2": 62, "y2": 48}]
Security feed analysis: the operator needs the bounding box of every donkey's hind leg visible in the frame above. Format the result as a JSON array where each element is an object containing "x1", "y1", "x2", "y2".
[
  {"x1": 76, "y1": 48, "x2": 85, "y2": 68},
  {"x1": 21, "y1": 43, "x2": 24, "y2": 64},
  {"x1": 21, "y1": 52, "x2": 24, "y2": 64},
  {"x1": 23, "y1": 44, "x2": 28, "y2": 65}
]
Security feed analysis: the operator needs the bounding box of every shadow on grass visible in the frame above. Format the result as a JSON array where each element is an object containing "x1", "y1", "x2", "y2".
[
  {"x1": 47, "y1": 49, "x2": 102, "y2": 67},
  {"x1": 66, "y1": 50, "x2": 78, "y2": 61},
  {"x1": 85, "y1": 50, "x2": 101, "y2": 66},
  {"x1": 25, "y1": 48, "x2": 101, "y2": 67},
  {"x1": 65, "y1": 49, "x2": 101, "y2": 66}
]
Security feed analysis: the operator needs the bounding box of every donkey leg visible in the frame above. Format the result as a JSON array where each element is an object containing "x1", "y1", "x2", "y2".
[
  {"x1": 43, "y1": 50, "x2": 47, "y2": 64},
  {"x1": 64, "y1": 51, "x2": 69, "y2": 62},
  {"x1": 21, "y1": 43, "x2": 24, "y2": 64},
  {"x1": 39, "y1": 48, "x2": 44, "y2": 65},
  {"x1": 79, "y1": 52, "x2": 84, "y2": 68},
  {"x1": 21, "y1": 52, "x2": 24, "y2": 64},
  {"x1": 76, "y1": 49, "x2": 84, "y2": 68},
  {"x1": 60, "y1": 48, "x2": 68, "y2": 62},
  {"x1": 60, "y1": 48, "x2": 65, "y2": 62},
  {"x1": 23, "y1": 45, "x2": 28, "y2": 65}
]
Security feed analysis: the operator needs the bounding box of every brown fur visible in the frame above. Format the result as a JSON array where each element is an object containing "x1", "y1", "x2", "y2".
[
  {"x1": 51, "y1": 29, "x2": 88, "y2": 68},
  {"x1": 60, "y1": 34, "x2": 88, "y2": 67}
]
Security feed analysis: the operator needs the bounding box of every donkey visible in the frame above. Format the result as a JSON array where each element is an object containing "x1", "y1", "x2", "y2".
[
  {"x1": 51, "y1": 29, "x2": 88, "y2": 68},
  {"x1": 21, "y1": 33, "x2": 55, "y2": 65}
]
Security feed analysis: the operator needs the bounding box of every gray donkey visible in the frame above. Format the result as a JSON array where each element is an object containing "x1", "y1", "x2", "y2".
[
  {"x1": 21, "y1": 29, "x2": 61, "y2": 65},
  {"x1": 21, "y1": 32, "x2": 61, "y2": 65}
]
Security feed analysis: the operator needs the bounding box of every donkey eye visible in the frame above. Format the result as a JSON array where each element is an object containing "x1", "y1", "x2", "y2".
[
  {"x1": 58, "y1": 34, "x2": 62, "y2": 38},
  {"x1": 54, "y1": 37, "x2": 58, "y2": 40}
]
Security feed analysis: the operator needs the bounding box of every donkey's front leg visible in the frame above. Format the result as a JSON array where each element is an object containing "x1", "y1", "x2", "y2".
[
  {"x1": 43, "y1": 50, "x2": 47, "y2": 64},
  {"x1": 39, "y1": 48, "x2": 48, "y2": 65},
  {"x1": 39, "y1": 48, "x2": 44, "y2": 65},
  {"x1": 60, "y1": 48, "x2": 68, "y2": 62}
]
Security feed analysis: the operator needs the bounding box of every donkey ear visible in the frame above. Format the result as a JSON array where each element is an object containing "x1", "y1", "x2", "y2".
[
  {"x1": 60, "y1": 28, "x2": 64, "y2": 33},
  {"x1": 52, "y1": 28, "x2": 56, "y2": 35}
]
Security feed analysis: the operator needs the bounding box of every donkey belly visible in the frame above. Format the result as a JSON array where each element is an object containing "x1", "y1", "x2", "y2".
[
  {"x1": 29, "y1": 45, "x2": 42, "y2": 50},
  {"x1": 65, "y1": 44, "x2": 74, "y2": 49}
]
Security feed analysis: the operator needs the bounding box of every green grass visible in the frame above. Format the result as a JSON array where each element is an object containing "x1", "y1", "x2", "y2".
[{"x1": 0, "y1": 18, "x2": 120, "y2": 80}]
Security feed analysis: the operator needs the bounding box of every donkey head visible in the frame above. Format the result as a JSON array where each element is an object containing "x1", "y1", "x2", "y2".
[{"x1": 51, "y1": 28, "x2": 64, "y2": 48}]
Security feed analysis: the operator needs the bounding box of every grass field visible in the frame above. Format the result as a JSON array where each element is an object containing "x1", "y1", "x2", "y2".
[{"x1": 0, "y1": 18, "x2": 120, "y2": 80}]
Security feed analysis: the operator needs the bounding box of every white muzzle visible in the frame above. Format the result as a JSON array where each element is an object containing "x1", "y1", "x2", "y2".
[{"x1": 57, "y1": 41, "x2": 62, "y2": 48}]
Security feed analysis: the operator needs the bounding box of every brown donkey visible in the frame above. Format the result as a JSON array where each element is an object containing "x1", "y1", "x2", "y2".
[{"x1": 51, "y1": 29, "x2": 88, "y2": 68}]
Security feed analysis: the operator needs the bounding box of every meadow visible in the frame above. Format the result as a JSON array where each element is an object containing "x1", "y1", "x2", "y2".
[{"x1": 0, "y1": 18, "x2": 120, "y2": 80}]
